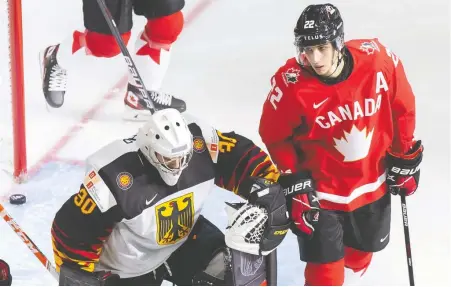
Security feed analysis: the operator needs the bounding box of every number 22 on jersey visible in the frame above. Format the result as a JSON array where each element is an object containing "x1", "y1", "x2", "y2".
[{"x1": 268, "y1": 77, "x2": 283, "y2": 110}]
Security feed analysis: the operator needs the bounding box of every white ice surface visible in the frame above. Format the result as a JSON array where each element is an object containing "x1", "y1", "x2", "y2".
[{"x1": 0, "y1": 0, "x2": 450, "y2": 285}]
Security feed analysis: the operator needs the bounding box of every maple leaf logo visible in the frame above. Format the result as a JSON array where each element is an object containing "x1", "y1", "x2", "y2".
[{"x1": 333, "y1": 125, "x2": 374, "y2": 162}]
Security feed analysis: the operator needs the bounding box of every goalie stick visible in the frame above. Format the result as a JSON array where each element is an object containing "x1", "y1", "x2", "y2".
[{"x1": 266, "y1": 249, "x2": 277, "y2": 285}]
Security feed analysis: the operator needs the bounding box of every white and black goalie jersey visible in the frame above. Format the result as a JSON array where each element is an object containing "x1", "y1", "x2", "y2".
[{"x1": 51, "y1": 115, "x2": 279, "y2": 279}]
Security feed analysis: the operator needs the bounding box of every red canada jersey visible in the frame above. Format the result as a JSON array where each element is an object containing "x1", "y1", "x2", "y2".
[{"x1": 259, "y1": 38, "x2": 416, "y2": 211}]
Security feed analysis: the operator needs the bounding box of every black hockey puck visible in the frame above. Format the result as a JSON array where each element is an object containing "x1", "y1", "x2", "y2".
[{"x1": 9, "y1": 194, "x2": 26, "y2": 205}]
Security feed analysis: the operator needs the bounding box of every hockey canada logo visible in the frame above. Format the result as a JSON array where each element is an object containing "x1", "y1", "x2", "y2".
[
  {"x1": 116, "y1": 172, "x2": 133, "y2": 190},
  {"x1": 283, "y1": 68, "x2": 300, "y2": 85},
  {"x1": 333, "y1": 125, "x2": 374, "y2": 162},
  {"x1": 193, "y1": 136, "x2": 206, "y2": 153},
  {"x1": 156, "y1": 193, "x2": 194, "y2": 245},
  {"x1": 360, "y1": 41, "x2": 380, "y2": 55}
]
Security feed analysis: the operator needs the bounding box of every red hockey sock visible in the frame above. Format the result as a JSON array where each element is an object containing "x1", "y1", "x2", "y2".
[
  {"x1": 78, "y1": 30, "x2": 131, "y2": 58},
  {"x1": 72, "y1": 30, "x2": 84, "y2": 54},
  {"x1": 344, "y1": 247, "x2": 372, "y2": 275},
  {"x1": 304, "y1": 259, "x2": 345, "y2": 286},
  {"x1": 136, "y1": 11, "x2": 184, "y2": 64}
]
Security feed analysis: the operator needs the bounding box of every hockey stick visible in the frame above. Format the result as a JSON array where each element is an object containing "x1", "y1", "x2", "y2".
[
  {"x1": 95, "y1": 0, "x2": 157, "y2": 114},
  {"x1": 400, "y1": 195, "x2": 415, "y2": 286},
  {"x1": 266, "y1": 249, "x2": 277, "y2": 285},
  {"x1": 0, "y1": 203, "x2": 59, "y2": 281}
]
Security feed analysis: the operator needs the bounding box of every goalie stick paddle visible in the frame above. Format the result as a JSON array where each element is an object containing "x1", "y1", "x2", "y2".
[
  {"x1": 95, "y1": 0, "x2": 157, "y2": 114},
  {"x1": 0, "y1": 203, "x2": 59, "y2": 281},
  {"x1": 401, "y1": 195, "x2": 415, "y2": 286}
]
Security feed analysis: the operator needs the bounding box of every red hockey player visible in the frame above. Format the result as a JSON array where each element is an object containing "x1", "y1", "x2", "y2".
[
  {"x1": 0, "y1": 260, "x2": 12, "y2": 286},
  {"x1": 259, "y1": 3, "x2": 423, "y2": 286},
  {"x1": 40, "y1": 0, "x2": 186, "y2": 119}
]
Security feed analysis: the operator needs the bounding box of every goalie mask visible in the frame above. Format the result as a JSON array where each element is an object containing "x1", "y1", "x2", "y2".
[{"x1": 137, "y1": 109, "x2": 193, "y2": 186}]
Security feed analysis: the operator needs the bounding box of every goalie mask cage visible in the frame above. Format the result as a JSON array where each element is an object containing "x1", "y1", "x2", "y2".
[{"x1": 1, "y1": 0, "x2": 27, "y2": 182}]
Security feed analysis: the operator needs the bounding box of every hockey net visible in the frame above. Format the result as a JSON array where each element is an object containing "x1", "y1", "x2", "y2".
[{"x1": 0, "y1": 0, "x2": 26, "y2": 183}]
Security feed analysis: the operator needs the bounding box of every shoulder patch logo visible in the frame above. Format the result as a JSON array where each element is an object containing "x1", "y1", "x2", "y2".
[
  {"x1": 88, "y1": 170, "x2": 96, "y2": 179},
  {"x1": 116, "y1": 172, "x2": 133, "y2": 190},
  {"x1": 283, "y1": 68, "x2": 300, "y2": 85},
  {"x1": 193, "y1": 136, "x2": 206, "y2": 153},
  {"x1": 360, "y1": 41, "x2": 380, "y2": 55}
]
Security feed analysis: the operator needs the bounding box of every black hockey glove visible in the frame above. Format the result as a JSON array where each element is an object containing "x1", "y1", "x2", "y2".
[
  {"x1": 278, "y1": 171, "x2": 320, "y2": 239},
  {"x1": 386, "y1": 140, "x2": 423, "y2": 196},
  {"x1": 59, "y1": 264, "x2": 120, "y2": 286},
  {"x1": 225, "y1": 177, "x2": 290, "y2": 255},
  {"x1": 0, "y1": 259, "x2": 12, "y2": 286}
]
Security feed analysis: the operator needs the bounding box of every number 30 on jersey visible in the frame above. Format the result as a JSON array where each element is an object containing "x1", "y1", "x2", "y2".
[{"x1": 268, "y1": 77, "x2": 283, "y2": 110}]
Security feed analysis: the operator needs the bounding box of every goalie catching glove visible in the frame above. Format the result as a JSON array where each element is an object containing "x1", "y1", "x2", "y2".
[{"x1": 224, "y1": 177, "x2": 290, "y2": 256}]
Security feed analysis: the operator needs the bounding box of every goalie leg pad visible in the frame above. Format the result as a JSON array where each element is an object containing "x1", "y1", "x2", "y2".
[{"x1": 165, "y1": 215, "x2": 226, "y2": 286}]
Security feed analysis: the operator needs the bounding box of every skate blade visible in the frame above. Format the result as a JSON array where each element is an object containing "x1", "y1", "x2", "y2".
[{"x1": 122, "y1": 105, "x2": 153, "y2": 121}]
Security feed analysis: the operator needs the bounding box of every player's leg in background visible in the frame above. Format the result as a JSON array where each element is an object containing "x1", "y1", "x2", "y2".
[
  {"x1": 130, "y1": 0, "x2": 184, "y2": 91},
  {"x1": 80, "y1": 0, "x2": 133, "y2": 57},
  {"x1": 343, "y1": 192, "x2": 391, "y2": 275},
  {"x1": 41, "y1": 0, "x2": 133, "y2": 108},
  {"x1": 298, "y1": 210, "x2": 347, "y2": 286},
  {"x1": 123, "y1": 0, "x2": 186, "y2": 116}
]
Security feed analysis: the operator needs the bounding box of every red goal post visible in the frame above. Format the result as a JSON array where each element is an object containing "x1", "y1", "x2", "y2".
[{"x1": 8, "y1": 0, "x2": 27, "y2": 181}]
